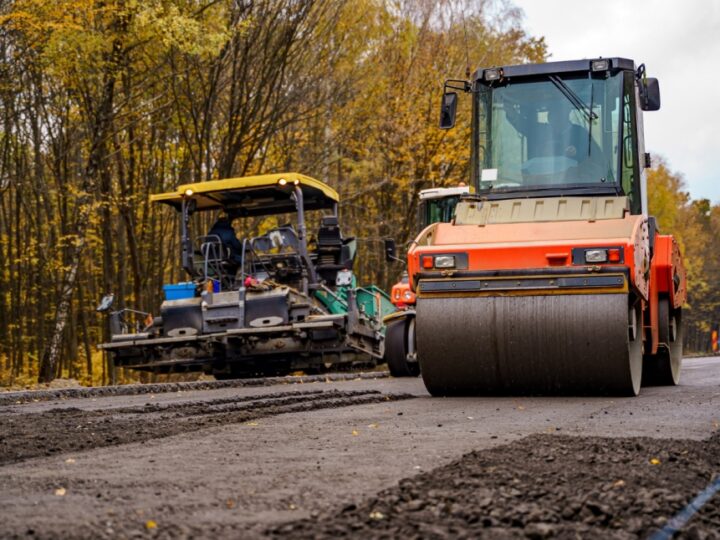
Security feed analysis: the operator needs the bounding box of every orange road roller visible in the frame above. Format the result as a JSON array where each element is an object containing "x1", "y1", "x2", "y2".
[{"x1": 408, "y1": 58, "x2": 686, "y2": 396}]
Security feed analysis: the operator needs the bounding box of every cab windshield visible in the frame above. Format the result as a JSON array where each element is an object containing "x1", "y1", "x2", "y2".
[{"x1": 474, "y1": 72, "x2": 624, "y2": 193}]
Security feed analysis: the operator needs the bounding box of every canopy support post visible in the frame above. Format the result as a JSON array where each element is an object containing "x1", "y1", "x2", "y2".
[{"x1": 293, "y1": 186, "x2": 318, "y2": 293}]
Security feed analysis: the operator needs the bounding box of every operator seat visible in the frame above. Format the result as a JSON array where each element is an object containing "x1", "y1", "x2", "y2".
[
  {"x1": 250, "y1": 226, "x2": 303, "y2": 286},
  {"x1": 315, "y1": 216, "x2": 356, "y2": 284},
  {"x1": 195, "y1": 235, "x2": 236, "y2": 290}
]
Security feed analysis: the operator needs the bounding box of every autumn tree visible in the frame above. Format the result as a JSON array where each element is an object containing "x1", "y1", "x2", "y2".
[
  {"x1": 647, "y1": 158, "x2": 719, "y2": 351},
  {"x1": 269, "y1": 0, "x2": 546, "y2": 288},
  {"x1": 1, "y1": 0, "x2": 231, "y2": 382},
  {"x1": 16, "y1": 1, "x2": 719, "y2": 386}
]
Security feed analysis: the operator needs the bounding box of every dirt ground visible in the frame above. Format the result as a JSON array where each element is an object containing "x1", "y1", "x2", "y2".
[
  {"x1": 0, "y1": 388, "x2": 411, "y2": 465},
  {"x1": 1, "y1": 357, "x2": 719, "y2": 539},
  {"x1": 270, "y1": 433, "x2": 720, "y2": 539}
]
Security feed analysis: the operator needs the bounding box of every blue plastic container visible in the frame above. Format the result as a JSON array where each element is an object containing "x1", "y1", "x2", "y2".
[{"x1": 163, "y1": 282, "x2": 196, "y2": 301}]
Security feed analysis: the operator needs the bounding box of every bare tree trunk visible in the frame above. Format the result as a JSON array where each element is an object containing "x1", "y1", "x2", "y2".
[{"x1": 38, "y1": 242, "x2": 83, "y2": 382}]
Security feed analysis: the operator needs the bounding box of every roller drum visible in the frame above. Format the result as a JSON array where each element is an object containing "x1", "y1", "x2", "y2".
[{"x1": 417, "y1": 293, "x2": 642, "y2": 396}]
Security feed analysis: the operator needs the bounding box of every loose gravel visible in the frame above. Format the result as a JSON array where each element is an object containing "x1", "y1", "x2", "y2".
[{"x1": 269, "y1": 433, "x2": 720, "y2": 539}]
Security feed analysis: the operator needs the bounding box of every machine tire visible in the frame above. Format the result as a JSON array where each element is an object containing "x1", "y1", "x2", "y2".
[
  {"x1": 642, "y1": 298, "x2": 683, "y2": 386},
  {"x1": 384, "y1": 316, "x2": 420, "y2": 377},
  {"x1": 627, "y1": 302, "x2": 644, "y2": 395}
]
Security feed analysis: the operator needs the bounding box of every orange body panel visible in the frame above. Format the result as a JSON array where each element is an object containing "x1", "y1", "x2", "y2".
[
  {"x1": 390, "y1": 280, "x2": 416, "y2": 308},
  {"x1": 652, "y1": 235, "x2": 687, "y2": 308},
  {"x1": 641, "y1": 234, "x2": 686, "y2": 355},
  {"x1": 408, "y1": 214, "x2": 650, "y2": 300},
  {"x1": 407, "y1": 211, "x2": 687, "y2": 359}
]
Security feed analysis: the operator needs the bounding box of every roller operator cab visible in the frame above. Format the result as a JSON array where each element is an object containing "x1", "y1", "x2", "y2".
[
  {"x1": 98, "y1": 173, "x2": 394, "y2": 379},
  {"x1": 413, "y1": 58, "x2": 686, "y2": 396}
]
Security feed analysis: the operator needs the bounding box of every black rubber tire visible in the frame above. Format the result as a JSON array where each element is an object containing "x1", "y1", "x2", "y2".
[
  {"x1": 384, "y1": 317, "x2": 420, "y2": 377},
  {"x1": 642, "y1": 298, "x2": 682, "y2": 386}
]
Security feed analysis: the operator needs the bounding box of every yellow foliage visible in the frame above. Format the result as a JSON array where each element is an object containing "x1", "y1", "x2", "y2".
[
  {"x1": 647, "y1": 157, "x2": 720, "y2": 348},
  {"x1": 3, "y1": 0, "x2": 713, "y2": 385}
]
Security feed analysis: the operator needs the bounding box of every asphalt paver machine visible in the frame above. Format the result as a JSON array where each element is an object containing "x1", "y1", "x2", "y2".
[
  {"x1": 409, "y1": 58, "x2": 686, "y2": 395},
  {"x1": 99, "y1": 173, "x2": 394, "y2": 378}
]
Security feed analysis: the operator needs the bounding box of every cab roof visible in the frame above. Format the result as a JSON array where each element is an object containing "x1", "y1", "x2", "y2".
[
  {"x1": 419, "y1": 185, "x2": 473, "y2": 200},
  {"x1": 473, "y1": 57, "x2": 636, "y2": 82},
  {"x1": 151, "y1": 172, "x2": 339, "y2": 216}
]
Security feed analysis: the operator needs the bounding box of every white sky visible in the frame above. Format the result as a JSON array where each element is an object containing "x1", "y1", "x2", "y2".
[{"x1": 512, "y1": 0, "x2": 720, "y2": 203}]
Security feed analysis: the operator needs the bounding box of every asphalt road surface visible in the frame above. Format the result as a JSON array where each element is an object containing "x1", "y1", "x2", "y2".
[{"x1": 1, "y1": 357, "x2": 719, "y2": 539}]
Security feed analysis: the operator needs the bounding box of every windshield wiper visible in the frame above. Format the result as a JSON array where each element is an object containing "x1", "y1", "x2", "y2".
[{"x1": 549, "y1": 75, "x2": 597, "y2": 122}]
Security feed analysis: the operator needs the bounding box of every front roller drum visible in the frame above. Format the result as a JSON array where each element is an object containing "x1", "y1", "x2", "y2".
[{"x1": 417, "y1": 293, "x2": 643, "y2": 396}]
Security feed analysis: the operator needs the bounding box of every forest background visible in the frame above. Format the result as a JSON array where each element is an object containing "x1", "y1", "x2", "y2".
[{"x1": 0, "y1": 0, "x2": 717, "y2": 386}]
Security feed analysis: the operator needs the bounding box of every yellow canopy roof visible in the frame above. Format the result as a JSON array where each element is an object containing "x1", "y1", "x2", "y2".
[{"x1": 151, "y1": 172, "x2": 339, "y2": 216}]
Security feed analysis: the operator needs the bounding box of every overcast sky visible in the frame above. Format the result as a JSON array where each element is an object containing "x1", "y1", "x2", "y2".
[{"x1": 512, "y1": 0, "x2": 720, "y2": 203}]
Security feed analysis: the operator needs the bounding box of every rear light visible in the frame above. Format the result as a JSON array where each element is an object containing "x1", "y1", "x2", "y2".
[
  {"x1": 421, "y1": 256, "x2": 434, "y2": 269},
  {"x1": 608, "y1": 248, "x2": 621, "y2": 263},
  {"x1": 434, "y1": 255, "x2": 456, "y2": 268},
  {"x1": 585, "y1": 249, "x2": 608, "y2": 263}
]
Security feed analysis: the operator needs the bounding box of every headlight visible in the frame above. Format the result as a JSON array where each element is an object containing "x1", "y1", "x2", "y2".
[
  {"x1": 585, "y1": 249, "x2": 608, "y2": 263},
  {"x1": 419, "y1": 252, "x2": 468, "y2": 270},
  {"x1": 434, "y1": 255, "x2": 456, "y2": 268},
  {"x1": 591, "y1": 59, "x2": 610, "y2": 72},
  {"x1": 403, "y1": 290, "x2": 414, "y2": 301},
  {"x1": 484, "y1": 68, "x2": 501, "y2": 81},
  {"x1": 573, "y1": 246, "x2": 623, "y2": 265}
]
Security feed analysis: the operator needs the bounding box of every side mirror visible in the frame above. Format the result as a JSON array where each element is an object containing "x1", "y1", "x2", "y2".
[
  {"x1": 640, "y1": 78, "x2": 661, "y2": 111},
  {"x1": 384, "y1": 238, "x2": 397, "y2": 262},
  {"x1": 439, "y1": 91, "x2": 458, "y2": 129}
]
